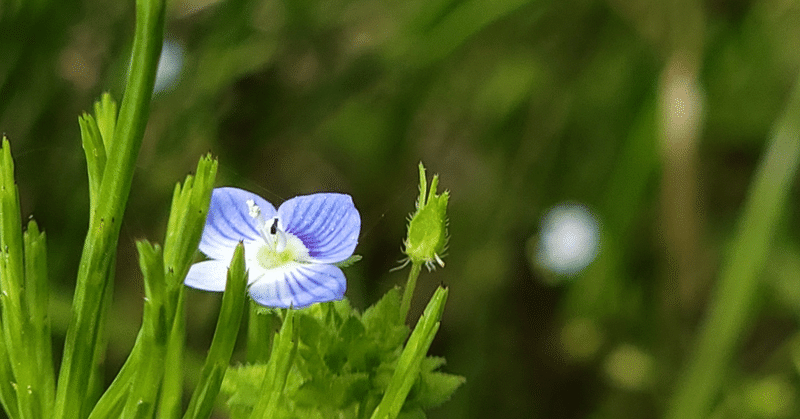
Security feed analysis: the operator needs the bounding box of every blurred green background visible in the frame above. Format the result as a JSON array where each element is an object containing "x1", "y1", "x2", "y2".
[{"x1": 3, "y1": 0, "x2": 800, "y2": 418}]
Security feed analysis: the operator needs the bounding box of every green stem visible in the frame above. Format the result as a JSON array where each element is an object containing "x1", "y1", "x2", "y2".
[
  {"x1": 664, "y1": 72, "x2": 800, "y2": 419},
  {"x1": 400, "y1": 262, "x2": 422, "y2": 322},
  {"x1": 53, "y1": 0, "x2": 165, "y2": 417}
]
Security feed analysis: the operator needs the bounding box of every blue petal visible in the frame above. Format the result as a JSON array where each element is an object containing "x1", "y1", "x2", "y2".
[
  {"x1": 248, "y1": 264, "x2": 346, "y2": 308},
  {"x1": 184, "y1": 260, "x2": 230, "y2": 292},
  {"x1": 278, "y1": 194, "x2": 360, "y2": 263},
  {"x1": 200, "y1": 187, "x2": 277, "y2": 261}
]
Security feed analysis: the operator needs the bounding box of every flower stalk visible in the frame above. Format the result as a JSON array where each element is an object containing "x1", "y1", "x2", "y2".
[{"x1": 54, "y1": 0, "x2": 166, "y2": 416}]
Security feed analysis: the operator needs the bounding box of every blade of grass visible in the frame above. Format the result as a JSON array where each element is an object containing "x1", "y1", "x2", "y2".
[
  {"x1": 183, "y1": 243, "x2": 248, "y2": 419},
  {"x1": 665, "y1": 72, "x2": 800, "y2": 419},
  {"x1": 370, "y1": 286, "x2": 449, "y2": 419}
]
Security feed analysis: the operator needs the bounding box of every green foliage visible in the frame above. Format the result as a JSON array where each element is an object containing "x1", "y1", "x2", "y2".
[
  {"x1": 223, "y1": 288, "x2": 462, "y2": 419},
  {"x1": 21, "y1": 0, "x2": 800, "y2": 415},
  {"x1": 0, "y1": 0, "x2": 465, "y2": 418},
  {"x1": 0, "y1": 138, "x2": 54, "y2": 419},
  {"x1": 371, "y1": 287, "x2": 451, "y2": 419},
  {"x1": 54, "y1": 0, "x2": 167, "y2": 416},
  {"x1": 665, "y1": 68, "x2": 800, "y2": 419},
  {"x1": 184, "y1": 243, "x2": 248, "y2": 419}
]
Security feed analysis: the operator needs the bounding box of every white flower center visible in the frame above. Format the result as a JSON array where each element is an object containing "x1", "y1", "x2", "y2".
[{"x1": 246, "y1": 201, "x2": 310, "y2": 270}]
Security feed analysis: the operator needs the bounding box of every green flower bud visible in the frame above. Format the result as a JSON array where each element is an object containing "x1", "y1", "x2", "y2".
[{"x1": 403, "y1": 162, "x2": 449, "y2": 270}]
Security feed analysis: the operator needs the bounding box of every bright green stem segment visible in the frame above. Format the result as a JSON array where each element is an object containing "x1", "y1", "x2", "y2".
[
  {"x1": 665, "y1": 74, "x2": 800, "y2": 419},
  {"x1": 183, "y1": 243, "x2": 248, "y2": 419},
  {"x1": 400, "y1": 262, "x2": 423, "y2": 322},
  {"x1": 54, "y1": 0, "x2": 166, "y2": 417},
  {"x1": 371, "y1": 286, "x2": 449, "y2": 419}
]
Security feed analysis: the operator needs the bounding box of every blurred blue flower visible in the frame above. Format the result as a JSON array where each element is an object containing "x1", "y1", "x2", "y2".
[
  {"x1": 153, "y1": 39, "x2": 184, "y2": 93},
  {"x1": 185, "y1": 187, "x2": 360, "y2": 308},
  {"x1": 535, "y1": 203, "x2": 600, "y2": 276}
]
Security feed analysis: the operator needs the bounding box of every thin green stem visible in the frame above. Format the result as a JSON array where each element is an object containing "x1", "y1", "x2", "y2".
[
  {"x1": 665, "y1": 71, "x2": 800, "y2": 419},
  {"x1": 53, "y1": 0, "x2": 165, "y2": 417},
  {"x1": 400, "y1": 262, "x2": 423, "y2": 322}
]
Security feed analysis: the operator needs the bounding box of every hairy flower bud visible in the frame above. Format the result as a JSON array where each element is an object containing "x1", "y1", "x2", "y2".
[{"x1": 403, "y1": 163, "x2": 449, "y2": 270}]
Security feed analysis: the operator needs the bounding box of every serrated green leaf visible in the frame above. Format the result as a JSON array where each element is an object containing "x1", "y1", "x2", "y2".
[
  {"x1": 419, "y1": 357, "x2": 446, "y2": 373},
  {"x1": 222, "y1": 364, "x2": 269, "y2": 412},
  {"x1": 225, "y1": 286, "x2": 458, "y2": 419},
  {"x1": 339, "y1": 315, "x2": 366, "y2": 342},
  {"x1": 397, "y1": 408, "x2": 426, "y2": 419},
  {"x1": 295, "y1": 373, "x2": 370, "y2": 409},
  {"x1": 362, "y1": 288, "x2": 410, "y2": 354},
  {"x1": 295, "y1": 314, "x2": 326, "y2": 352},
  {"x1": 363, "y1": 288, "x2": 402, "y2": 330},
  {"x1": 412, "y1": 371, "x2": 465, "y2": 409}
]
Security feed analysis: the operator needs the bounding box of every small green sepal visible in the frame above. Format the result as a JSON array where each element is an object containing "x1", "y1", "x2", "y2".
[{"x1": 334, "y1": 254, "x2": 362, "y2": 268}]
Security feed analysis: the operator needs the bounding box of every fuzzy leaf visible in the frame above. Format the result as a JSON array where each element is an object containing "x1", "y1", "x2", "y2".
[
  {"x1": 222, "y1": 364, "x2": 268, "y2": 419},
  {"x1": 412, "y1": 369, "x2": 465, "y2": 409}
]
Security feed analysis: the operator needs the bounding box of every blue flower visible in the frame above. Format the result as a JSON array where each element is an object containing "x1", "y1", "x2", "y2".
[{"x1": 185, "y1": 187, "x2": 361, "y2": 308}]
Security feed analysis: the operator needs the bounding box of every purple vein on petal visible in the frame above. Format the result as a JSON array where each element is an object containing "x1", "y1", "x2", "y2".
[
  {"x1": 288, "y1": 268, "x2": 328, "y2": 301},
  {"x1": 217, "y1": 190, "x2": 260, "y2": 240}
]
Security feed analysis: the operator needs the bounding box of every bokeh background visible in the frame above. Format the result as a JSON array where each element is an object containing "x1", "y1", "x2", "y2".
[{"x1": 3, "y1": 0, "x2": 800, "y2": 418}]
